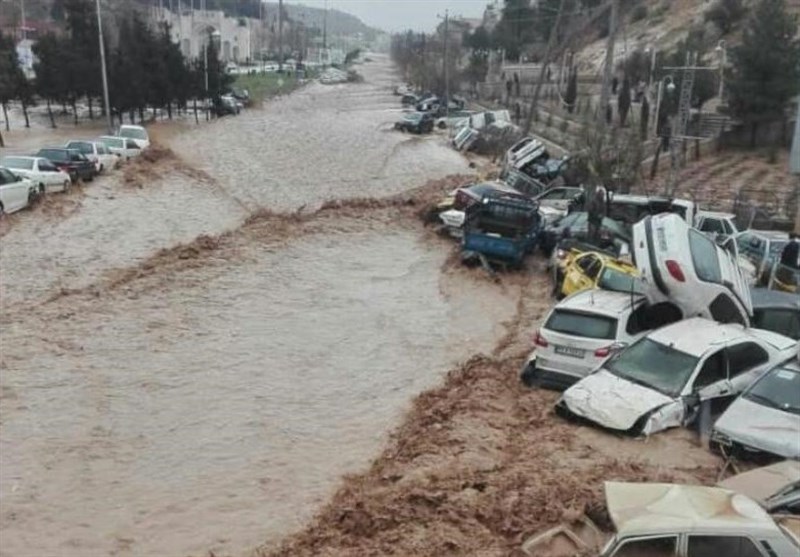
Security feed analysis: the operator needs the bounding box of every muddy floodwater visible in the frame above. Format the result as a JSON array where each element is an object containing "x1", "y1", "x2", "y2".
[{"x1": 0, "y1": 56, "x2": 516, "y2": 556}]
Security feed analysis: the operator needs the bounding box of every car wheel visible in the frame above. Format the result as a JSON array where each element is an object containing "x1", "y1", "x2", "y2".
[
  {"x1": 63, "y1": 179, "x2": 71, "y2": 193},
  {"x1": 39, "y1": 183, "x2": 46, "y2": 195},
  {"x1": 438, "y1": 121, "x2": 446, "y2": 129},
  {"x1": 0, "y1": 203, "x2": 5, "y2": 219},
  {"x1": 520, "y1": 362, "x2": 538, "y2": 388}
]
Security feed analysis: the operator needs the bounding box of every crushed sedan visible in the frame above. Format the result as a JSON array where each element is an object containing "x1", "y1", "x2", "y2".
[
  {"x1": 711, "y1": 360, "x2": 800, "y2": 460},
  {"x1": 556, "y1": 317, "x2": 798, "y2": 436}
]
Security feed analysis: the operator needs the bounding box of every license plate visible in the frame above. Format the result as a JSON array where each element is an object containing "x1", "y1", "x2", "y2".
[{"x1": 555, "y1": 345, "x2": 585, "y2": 359}]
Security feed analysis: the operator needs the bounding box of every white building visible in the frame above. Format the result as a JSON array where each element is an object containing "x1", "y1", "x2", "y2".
[{"x1": 154, "y1": 7, "x2": 254, "y2": 63}]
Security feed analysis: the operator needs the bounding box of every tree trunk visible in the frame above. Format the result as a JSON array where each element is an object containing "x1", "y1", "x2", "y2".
[
  {"x1": 0, "y1": 129, "x2": 4, "y2": 147},
  {"x1": 46, "y1": 99, "x2": 57, "y2": 129},
  {"x1": 2, "y1": 103, "x2": 9, "y2": 131},
  {"x1": 749, "y1": 121, "x2": 758, "y2": 148},
  {"x1": 650, "y1": 141, "x2": 662, "y2": 179},
  {"x1": 22, "y1": 101, "x2": 30, "y2": 128},
  {"x1": 694, "y1": 139, "x2": 700, "y2": 161},
  {"x1": 138, "y1": 106, "x2": 145, "y2": 123},
  {"x1": 72, "y1": 99, "x2": 78, "y2": 125},
  {"x1": 193, "y1": 98, "x2": 199, "y2": 124},
  {"x1": 88, "y1": 97, "x2": 94, "y2": 119},
  {"x1": 167, "y1": 102, "x2": 173, "y2": 120}
]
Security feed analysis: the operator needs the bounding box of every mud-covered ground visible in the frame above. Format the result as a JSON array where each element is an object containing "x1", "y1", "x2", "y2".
[{"x1": 1, "y1": 55, "x2": 725, "y2": 557}]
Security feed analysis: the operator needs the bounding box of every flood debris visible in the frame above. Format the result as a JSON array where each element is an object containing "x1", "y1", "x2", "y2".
[{"x1": 319, "y1": 68, "x2": 349, "y2": 85}]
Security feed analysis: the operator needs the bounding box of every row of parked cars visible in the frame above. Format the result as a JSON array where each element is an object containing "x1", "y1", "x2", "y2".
[{"x1": 0, "y1": 125, "x2": 150, "y2": 216}]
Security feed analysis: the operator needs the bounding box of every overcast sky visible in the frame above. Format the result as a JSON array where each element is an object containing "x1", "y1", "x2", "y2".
[{"x1": 293, "y1": 1, "x2": 491, "y2": 33}]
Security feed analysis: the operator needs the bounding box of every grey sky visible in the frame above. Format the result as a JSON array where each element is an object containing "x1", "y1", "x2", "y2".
[{"x1": 293, "y1": 0, "x2": 491, "y2": 33}]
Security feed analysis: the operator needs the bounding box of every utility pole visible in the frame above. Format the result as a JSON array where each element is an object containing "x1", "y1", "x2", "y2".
[
  {"x1": 442, "y1": 10, "x2": 449, "y2": 117},
  {"x1": 20, "y1": 0, "x2": 26, "y2": 41},
  {"x1": 278, "y1": 0, "x2": 283, "y2": 72},
  {"x1": 598, "y1": 0, "x2": 618, "y2": 125},
  {"x1": 95, "y1": 0, "x2": 113, "y2": 133},
  {"x1": 523, "y1": 0, "x2": 567, "y2": 135},
  {"x1": 323, "y1": 0, "x2": 328, "y2": 50}
]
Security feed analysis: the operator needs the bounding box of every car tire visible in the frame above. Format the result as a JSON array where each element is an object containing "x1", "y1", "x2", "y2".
[
  {"x1": 63, "y1": 179, "x2": 71, "y2": 193},
  {"x1": 520, "y1": 362, "x2": 538, "y2": 388},
  {"x1": 438, "y1": 121, "x2": 446, "y2": 129},
  {"x1": 0, "y1": 203, "x2": 5, "y2": 219},
  {"x1": 39, "y1": 183, "x2": 45, "y2": 195}
]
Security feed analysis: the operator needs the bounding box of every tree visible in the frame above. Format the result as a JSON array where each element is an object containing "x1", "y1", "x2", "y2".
[
  {"x1": 725, "y1": 0, "x2": 800, "y2": 146},
  {"x1": 33, "y1": 33, "x2": 68, "y2": 128},
  {"x1": 704, "y1": 0, "x2": 746, "y2": 34},
  {"x1": 639, "y1": 95, "x2": 650, "y2": 139},
  {"x1": 565, "y1": 69, "x2": 578, "y2": 113},
  {"x1": 493, "y1": 0, "x2": 537, "y2": 61},
  {"x1": 0, "y1": 33, "x2": 26, "y2": 132},
  {"x1": 618, "y1": 73, "x2": 631, "y2": 126},
  {"x1": 655, "y1": 27, "x2": 717, "y2": 114}
]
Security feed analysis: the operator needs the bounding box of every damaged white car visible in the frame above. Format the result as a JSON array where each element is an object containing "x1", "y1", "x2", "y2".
[
  {"x1": 711, "y1": 360, "x2": 800, "y2": 460},
  {"x1": 556, "y1": 317, "x2": 797, "y2": 436},
  {"x1": 633, "y1": 213, "x2": 753, "y2": 326}
]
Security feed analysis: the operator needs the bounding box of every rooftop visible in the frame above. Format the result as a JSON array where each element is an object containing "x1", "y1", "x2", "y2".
[{"x1": 558, "y1": 289, "x2": 644, "y2": 318}]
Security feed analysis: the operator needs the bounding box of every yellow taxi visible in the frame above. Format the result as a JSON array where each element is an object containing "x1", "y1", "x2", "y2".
[{"x1": 558, "y1": 250, "x2": 640, "y2": 298}]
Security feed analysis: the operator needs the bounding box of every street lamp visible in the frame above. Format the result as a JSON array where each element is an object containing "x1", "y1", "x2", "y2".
[
  {"x1": 644, "y1": 46, "x2": 657, "y2": 91},
  {"x1": 715, "y1": 40, "x2": 727, "y2": 101},
  {"x1": 204, "y1": 28, "x2": 221, "y2": 95}
]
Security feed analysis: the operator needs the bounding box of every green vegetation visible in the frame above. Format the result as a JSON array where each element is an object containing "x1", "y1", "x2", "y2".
[{"x1": 234, "y1": 69, "x2": 317, "y2": 102}]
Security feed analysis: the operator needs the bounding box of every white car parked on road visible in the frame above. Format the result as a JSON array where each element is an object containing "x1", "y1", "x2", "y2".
[
  {"x1": 633, "y1": 213, "x2": 753, "y2": 326},
  {"x1": 117, "y1": 125, "x2": 150, "y2": 150},
  {"x1": 65, "y1": 140, "x2": 118, "y2": 173},
  {"x1": 520, "y1": 289, "x2": 683, "y2": 389},
  {"x1": 97, "y1": 136, "x2": 142, "y2": 161},
  {"x1": 0, "y1": 166, "x2": 36, "y2": 216},
  {"x1": 0, "y1": 156, "x2": 71, "y2": 194},
  {"x1": 556, "y1": 317, "x2": 797, "y2": 436}
]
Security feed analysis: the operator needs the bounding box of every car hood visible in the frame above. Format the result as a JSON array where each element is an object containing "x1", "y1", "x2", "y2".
[
  {"x1": 561, "y1": 370, "x2": 674, "y2": 431},
  {"x1": 714, "y1": 397, "x2": 800, "y2": 459}
]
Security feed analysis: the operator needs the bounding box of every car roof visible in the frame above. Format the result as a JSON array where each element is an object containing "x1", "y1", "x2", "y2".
[
  {"x1": 647, "y1": 318, "x2": 755, "y2": 356},
  {"x1": 1, "y1": 155, "x2": 35, "y2": 160},
  {"x1": 119, "y1": 125, "x2": 145, "y2": 130},
  {"x1": 556, "y1": 289, "x2": 645, "y2": 318},
  {"x1": 698, "y1": 210, "x2": 736, "y2": 219},
  {"x1": 610, "y1": 193, "x2": 693, "y2": 206},
  {"x1": 605, "y1": 482, "x2": 780, "y2": 538},
  {"x1": 740, "y1": 230, "x2": 789, "y2": 240},
  {"x1": 751, "y1": 288, "x2": 800, "y2": 310}
]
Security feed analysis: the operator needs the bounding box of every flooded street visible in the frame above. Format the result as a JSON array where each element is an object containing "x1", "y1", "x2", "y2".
[{"x1": 0, "y1": 56, "x2": 513, "y2": 556}]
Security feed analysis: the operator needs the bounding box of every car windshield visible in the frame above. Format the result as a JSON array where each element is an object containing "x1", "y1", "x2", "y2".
[
  {"x1": 545, "y1": 310, "x2": 617, "y2": 340},
  {"x1": 606, "y1": 338, "x2": 699, "y2": 397},
  {"x1": 405, "y1": 113, "x2": 422, "y2": 122},
  {"x1": 0, "y1": 157, "x2": 33, "y2": 170},
  {"x1": 598, "y1": 267, "x2": 642, "y2": 294},
  {"x1": 39, "y1": 150, "x2": 68, "y2": 162},
  {"x1": 120, "y1": 127, "x2": 147, "y2": 140},
  {"x1": 743, "y1": 366, "x2": 800, "y2": 415},
  {"x1": 100, "y1": 137, "x2": 123, "y2": 148},
  {"x1": 737, "y1": 233, "x2": 767, "y2": 263},
  {"x1": 688, "y1": 229, "x2": 722, "y2": 283},
  {"x1": 67, "y1": 142, "x2": 92, "y2": 154},
  {"x1": 769, "y1": 240, "x2": 789, "y2": 259},
  {"x1": 752, "y1": 308, "x2": 800, "y2": 340}
]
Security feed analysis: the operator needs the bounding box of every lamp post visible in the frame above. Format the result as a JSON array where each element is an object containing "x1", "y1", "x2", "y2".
[
  {"x1": 645, "y1": 46, "x2": 657, "y2": 91},
  {"x1": 204, "y1": 29, "x2": 221, "y2": 95},
  {"x1": 653, "y1": 75, "x2": 675, "y2": 138},
  {"x1": 95, "y1": 0, "x2": 112, "y2": 133},
  {"x1": 715, "y1": 40, "x2": 727, "y2": 101}
]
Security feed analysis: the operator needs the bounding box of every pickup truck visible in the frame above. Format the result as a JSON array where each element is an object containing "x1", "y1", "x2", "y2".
[{"x1": 462, "y1": 196, "x2": 541, "y2": 267}]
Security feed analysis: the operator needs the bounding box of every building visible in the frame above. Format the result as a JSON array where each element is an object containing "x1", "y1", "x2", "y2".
[{"x1": 153, "y1": 7, "x2": 254, "y2": 63}]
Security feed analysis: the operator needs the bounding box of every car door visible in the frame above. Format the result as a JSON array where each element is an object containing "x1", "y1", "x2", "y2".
[
  {"x1": 724, "y1": 341, "x2": 771, "y2": 394},
  {"x1": 687, "y1": 534, "x2": 766, "y2": 557},
  {"x1": 37, "y1": 159, "x2": 59, "y2": 186},
  {"x1": 0, "y1": 168, "x2": 28, "y2": 211},
  {"x1": 690, "y1": 350, "x2": 732, "y2": 404}
]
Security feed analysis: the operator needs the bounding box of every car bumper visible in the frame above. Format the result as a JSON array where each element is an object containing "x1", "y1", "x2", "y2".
[
  {"x1": 709, "y1": 429, "x2": 786, "y2": 463},
  {"x1": 520, "y1": 359, "x2": 585, "y2": 391}
]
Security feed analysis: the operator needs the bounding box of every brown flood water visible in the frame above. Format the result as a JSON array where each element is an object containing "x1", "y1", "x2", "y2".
[{"x1": 0, "y1": 56, "x2": 517, "y2": 556}]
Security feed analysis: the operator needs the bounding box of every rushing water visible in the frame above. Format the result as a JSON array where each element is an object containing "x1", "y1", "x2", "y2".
[{"x1": 0, "y1": 56, "x2": 518, "y2": 556}]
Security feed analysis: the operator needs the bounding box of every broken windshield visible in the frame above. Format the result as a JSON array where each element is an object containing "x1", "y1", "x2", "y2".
[{"x1": 606, "y1": 338, "x2": 699, "y2": 397}]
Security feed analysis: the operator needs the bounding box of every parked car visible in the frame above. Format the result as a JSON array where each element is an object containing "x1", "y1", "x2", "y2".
[
  {"x1": 0, "y1": 166, "x2": 36, "y2": 216},
  {"x1": 523, "y1": 155, "x2": 572, "y2": 184},
  {"x1": 217, "y1": 95, "x2": 242, "y2": 116},
  {"x1": 0, "y1": 156, "x2": 71, "y2": 194},
  {"x1": 539, "y1": 211, "x2": 630, "y2": 255},
  {"x1": 735, "y1": 230, "x2": 790, "y2": 286},
  {"x1": 505, "y1": 136, "x2": 546, "y2": 168},
  {"x1": 97, "y1": 136, "x2": 141, "y2": 161},
  {"x1": 64, "y1": 140, "x2": 118, "y2": 173},
  {"x1": 35, "y1": 148, "x2": 96, "y2": 183},
  {"x1": 533, "y1": 186, "x2": 584, "y2": 220},
  {"x1": 751, "y1": 288, "x2": 800, "y2": 340},
  {"x1": 548, "y1": 238, "x2": 625, "y2": 291},
  {"x1": 556, "y1": 317, "x2": 797, "y2": 436},
  {"x1": 718, "y1": 461, "x2": 800, "y2": 515},
  {"x1": 453, "y1": 181, "x2": 527, "y2": 211},
  {"x1": 711, "y1": 359, "x2": 800, "y2": 461},
  {"x1": 521, "y1": 290, "x2": 682, "y2": 389},
  {"x1": 633, "y1": 213, "x2": 753, "y2": 327},
  {"x1": 499, "y1": 167, "x2": 546, "y2": 198},
  {"x1": 117, "y1": 124, "x2": 150, "y2": 149},
  {"x1": 394, "y1": 111, "x2": 434, "y2": 134},
  {"x1": 400, "y1": 93, "x2": 419, "y2": 106},
  {"x1": 557, "y1": 250, "x2": 640, "y2": 299},
  {"x1": 696, "y1": 210, "x2": 739, "y2": 243},
  {"x1": 597, "y1": 482, "x2": 800, "y2": 557}
]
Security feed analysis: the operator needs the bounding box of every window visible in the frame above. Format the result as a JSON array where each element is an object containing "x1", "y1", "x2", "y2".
[
  {"x1": 709, "y1": 294, "x2": 746, "y2": 326},
  {"x1": 599, "y1": 267, "x2": 642, "y2": 294},
  {"x1": 120, "y1": 127, "x2": 147, "y2": 140},
  {"x1": 737, "y1": 233, "x2": 767, "y2": 265},
  {"x1": 612, "y1": 536, "x2": 677, "y2": 557},
  {"x1": 752, "y1": 308, "x2": 800, "y2": 341},
  {"x1": 0, "y1": 168, "x2": 16, "y2": 184},
  {"x1": 577, "y1": 255, "x2": 599, "y2": 276},
  {"x1": 544, "y1": 310, "x2": 617, "y2": 340},
  {"x1": 743, "y1": 366, "x2": 800, "y2": 415},
  {"x1": 606, "y1": 338, "x2": 699, "y2": 396},
  {"x1": 688, "y1": 535, "x2": 764, "y2": 557},
  {"x1": 626, "y1": 303, "x2": 683, "y2": 336},
  {"x1": 126, "y1": 140, "x2": 141, "y2": 149},
  {"x1": 38, "y1": 160, "x2": 57, "y2": 172},
  {"x1": 723, "y1": 220, "x2": 735, "y2": 235},
  {"x1": 700, "y1": 218, "x2": 724, "y2": 234},
  {"x1": 689, "y1": 230, "x2": 722, "y2": 283},
  {"x1": 1, "y1": 157, "x2": 33, "y2": 170},
  {"x1": 694, "y1": 351, "x2": 727, "y2": 390},
  {"x1": 726, "y1": 342, "x2": 769, "y2": 376}
]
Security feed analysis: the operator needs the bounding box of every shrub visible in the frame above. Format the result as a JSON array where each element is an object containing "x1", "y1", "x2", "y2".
[
  {"x1": 704, "y1": 0, "x2": 745, "y2": 34},
  {"x1": 631, "y1": 4, "x2": 648, "y2": 22}
]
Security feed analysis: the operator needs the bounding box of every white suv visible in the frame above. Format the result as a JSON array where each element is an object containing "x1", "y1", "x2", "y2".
[{"x1": 520, "y1": 289, "x2": 682, "y2": 389}]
